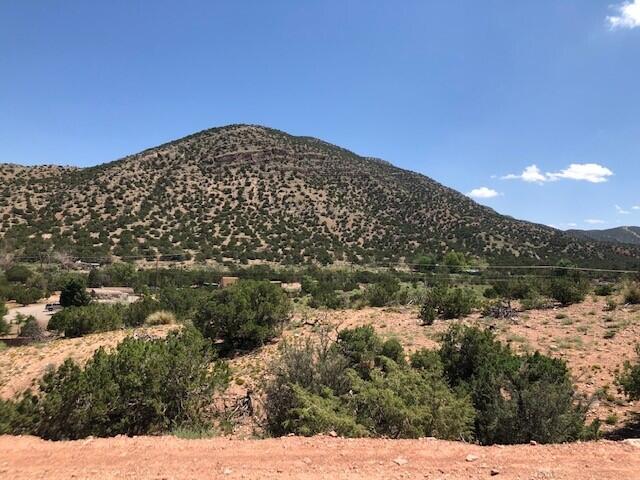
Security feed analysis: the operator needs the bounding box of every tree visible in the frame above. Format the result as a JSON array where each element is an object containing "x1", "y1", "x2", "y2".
[
  {"x1": 413, "y1": 254, "x2": 436, "y2": 273},
  {"x1": 3, "y1": 327, "x2": 228, "y2": 440},
  {"x1": 19, "y1": 316, "x2": 45, "y2": 340},
  {"x1": 59, "y1": 278, "x2": 91, "y2": 308},
  {"x1": 0, "y1": 300, "x2": 9, "y2": 336},
  {"x1": 443, "y1": 251, "x2": 466, "y2": 273},
  {"x1": 546, "y1": 277, "x2": 589, "y2": 306},
  {"x1": 420, "y1": 284, "x2": 477, "y2": 321},
  {"x1": 263, "y1": 328, "x2": 474, "y2": 440},
  {"x1": 439, "y1": 324, "x2": 588, "y2": 445},
  {"x1": 48, "y1": 304, "x2": 124, "y2": 337},
  {"x1": 11, "y1": 286, "x2": 44, "y2": 306},
  {"x1": 194, "y1": 280, "x2": 291, "y2": 351},
  {"x1": 5, "y1": 265, "x2": 32, "y2": 283}
]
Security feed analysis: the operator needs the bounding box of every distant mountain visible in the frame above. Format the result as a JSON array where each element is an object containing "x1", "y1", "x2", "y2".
[
  {"x1": 1, "y1": 124, "x2": 639, "y2": 268},
  {"x1": 567, "y1": 226, "x2": 640, "y2": 247}
]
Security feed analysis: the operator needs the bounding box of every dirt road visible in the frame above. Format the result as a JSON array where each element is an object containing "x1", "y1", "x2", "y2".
[{"x1": 1, "y1": 435, "x2": 639, "y2": 480}]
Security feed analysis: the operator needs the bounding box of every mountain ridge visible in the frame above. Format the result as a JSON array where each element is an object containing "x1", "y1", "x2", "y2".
[
  {"x1": 567, "y1": 226, "x2": 640, "y2": 247},
  {"x1": 0, "y1": 124, "x2": 638, "y2": 268}
]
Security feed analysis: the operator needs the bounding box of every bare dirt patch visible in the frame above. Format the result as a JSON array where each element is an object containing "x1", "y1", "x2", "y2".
[{"x1": 1, "y1": 435, "x2": 639, "y2": 480}]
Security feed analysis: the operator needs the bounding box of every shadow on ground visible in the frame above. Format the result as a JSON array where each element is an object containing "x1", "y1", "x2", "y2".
[{"x1": 605, "y1": 413, "x2": 640, "y2": 440}]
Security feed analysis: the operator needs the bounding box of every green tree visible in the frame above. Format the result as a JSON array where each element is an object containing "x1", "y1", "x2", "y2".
[
  {"x1": 0, "y1": 299, "x2": 8, "y2": 336},
  {"x1": 5, "y1": 265, "x2": 32, "y2": 283},
  {"x1": 48, "y1": 304, "x2": 124, "y2": 337},
  {"x1": 439, "y1": 324, "x2": 587, "y2": 445},
  {"x1": 194, "y1": 280, "x2": 291, "y2": 351},
  {"x1": 443, "y1": 251, "x2": 466, "y2": 273},
  {"x1": 263, "y1": 328, "x2": 474, "y2": 440},
  {"x1": 11, "y1": 286, "x2": 44, "y2": 306},
  {"x1": 4, "y1": 327, "x2": 228, "y2": 440},
  {"x1": 59, "y1": 278, "x2": 91, "y2": 308}
]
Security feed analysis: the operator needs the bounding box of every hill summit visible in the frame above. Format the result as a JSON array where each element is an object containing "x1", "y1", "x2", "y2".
[{"x1": 0, "y1": 124, "x2": 638, "y2": 267}]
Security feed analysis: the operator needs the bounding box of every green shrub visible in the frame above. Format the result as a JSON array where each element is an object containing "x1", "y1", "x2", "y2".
[
  {"x1": 11, "y1": 286, "x2": 44, "y2": 306},
  {"x1": 0, "y1": 300, "x2": 8, "y2": 335},
  {"x1": 194, "y1": 280, "x2": 291, "y2": 351},
  {"x1": 124, "y1": 296, "x2": 161, "y2": 327},
  {"x1": 19, "y1": 316, "x2": 45, "y2": 340},
  {"x1": 439, "y1": 324, "x2": 588, "y2": 445},
  {"x1": 520, "y1": 291, "x2": 553, "y2": 311},
  {"x1": 335, "y1": 325, "x2": 383, "y2": 377},
  {"x1": 263, "y1": 329, "x2": 474, "y2": 440},
  {"x1": 3, "y1": 327, "x2": 228, "y2": 440},
  {"x1": 308, "y1": 288, "x2": 345, "y2": 309},
  {"x1": 410, "y1": 349, "x2": 443, "y2": 374},
  {"x1": 0, "y1": 317, "x2": 9, "y2": 336},
  {"x1": 594, "y1": 284, "x2": 614, "y2": 297},
  {"x1": 365, "y1": 277, "x2": 400, "y2": 307},
  {"x1": 421, "y1": 284, "x2": 477, "y2": 321},
  {"x1": 59, "y1": 278, "x2": 91, "y2": 308},
  {"x1": 381, "y1": 338, "x2": 405, "y2": 365},
  {"x1": 486, "y1": 278, "x2": 537, "y2": 304},
  {"x1": 5, "y1": 265, "x2": 32, "y2": 283},
  {"x1": 157, "y1": 287, "x2": 210, "y2": 320},
  {"x1": 346, "y1": 361, "x2": 474, "y2": 439},
  {"x1": 48, "y1": 304, "x2": 124, "y2": 337},
  {"x1": 263, "y1": 335, "x2": 352, "y2": 436},
  {"x1": 622, "y1": 282, "x2": 640, "y2": 305},
  {"x1": 545, "y1": 277, "x2": 589, "y2": 306},
  {"x1": 618, "y1": 345, "x2": 640, "y2": 400},
  {"x1": 419, "y1": 303, "x2": 437, "y2": 325},
  {"x1": 87, "y1": 268, "x2": 109, "y2": 288}
]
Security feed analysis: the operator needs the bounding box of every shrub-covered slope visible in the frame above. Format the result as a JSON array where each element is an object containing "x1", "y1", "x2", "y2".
[
  {"x1": 567, "y1": 226, "x2": 640, "y2": 247},
  {"x1": 1, "y1": 124, "x2": 638, "y2": 267}
]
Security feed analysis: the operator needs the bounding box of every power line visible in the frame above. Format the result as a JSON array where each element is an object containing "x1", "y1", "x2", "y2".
[{"x1": 4, "y1": 248, "x2": 640, "y2": 274}]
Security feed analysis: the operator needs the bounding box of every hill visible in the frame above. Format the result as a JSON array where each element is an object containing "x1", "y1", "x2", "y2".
[
  {"x1": 567, "y1": 226, "x2": 640, "y2": 247},
  {"x1": 1, "y1": 124, "x2": 639, "y2": 267}
]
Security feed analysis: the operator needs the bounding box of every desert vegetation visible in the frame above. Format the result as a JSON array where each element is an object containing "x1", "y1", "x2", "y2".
[
  {"x1": 2, "y1": 125, "x2": 639, "y2": 268},
  {"x1": 1, "y1": 260, "x2": 640, "y2": 445},
  {"x1": 0, "y1": 327, "x2": 228, "y2": 439}
]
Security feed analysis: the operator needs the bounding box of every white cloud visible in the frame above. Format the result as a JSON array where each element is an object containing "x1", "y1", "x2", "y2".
[
  {"x1": 616, "y1": 204, "x2": 631, "y2": 214},
  {"x1": 633, "y1": 205, "x2": 640, "y2": 210},
  {"x1": 501, "y1": 165, "x2": 547, "y2": 183},
  {"x1": 585, "y1": 219, "x2": 607, "y2": 225},
  {"x1": 547, "y1": 163, "x2": 613, "y2": 183},
  {"x1": 502, "y1": 163, "x2": 613, "y2": 184},
  {"x1": 608, "y1": 1, "x2": 640, "y2": 30},
  {"x1": 468, "y1": 187, "x2": 500, "y2": 199},
  {"x1": 567, "y1": 222, "x2": 578, "y2": 228}
]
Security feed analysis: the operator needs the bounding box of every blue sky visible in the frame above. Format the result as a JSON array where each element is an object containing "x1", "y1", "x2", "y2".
[{"x1": 1, "y1": 1, "x2": 639, "y2": 230}]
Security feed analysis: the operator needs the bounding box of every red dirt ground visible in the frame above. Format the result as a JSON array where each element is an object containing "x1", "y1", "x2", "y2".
[{"x1": 1, "y1": 435, "x2": 639, "y2": 480}]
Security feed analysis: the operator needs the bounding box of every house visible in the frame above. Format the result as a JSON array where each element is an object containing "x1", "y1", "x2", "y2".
[{"x1": 219, "y1": 276, "x2": 239, "y2": 288}]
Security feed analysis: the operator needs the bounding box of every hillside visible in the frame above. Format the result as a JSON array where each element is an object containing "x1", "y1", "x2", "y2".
[
  {"x1": 1, "y1": 124, "x2": 639, "y2": 267},
  {"x1": 567, "y1": 226, "x2": 640, "y2": 247}
]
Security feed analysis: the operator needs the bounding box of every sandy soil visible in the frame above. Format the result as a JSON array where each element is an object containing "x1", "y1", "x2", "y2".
[
  {"x1": 4, "y1": 294, "x2": 60, "y2": 333},
  {"x1": 1, "y1": 435, "x2": 639, "y2": 480}
]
